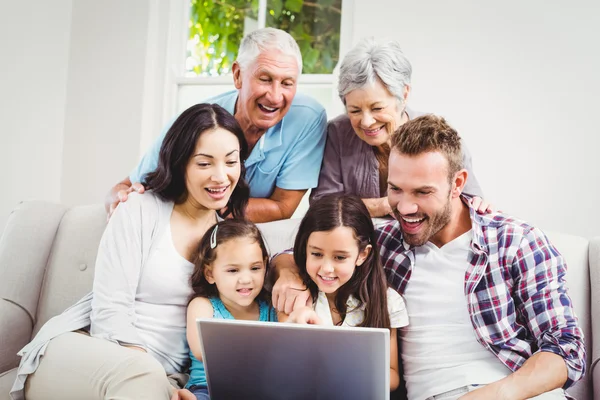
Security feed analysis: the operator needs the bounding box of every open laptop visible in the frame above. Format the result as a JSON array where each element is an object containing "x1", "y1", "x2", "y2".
[{"x1": 197, "y1": 319, "x2": 390, "y2": 400}]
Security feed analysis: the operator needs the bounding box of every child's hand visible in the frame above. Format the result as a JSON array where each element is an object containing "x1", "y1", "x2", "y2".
[
  {"x1": 287, "y1": 307, "x2": 322, "y2": 325},
  {"x1": 170, "y1": 389, "x2": 196, "y2": 400}
]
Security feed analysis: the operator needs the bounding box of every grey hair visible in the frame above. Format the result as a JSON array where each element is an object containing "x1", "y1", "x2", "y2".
[
  {"x1": 236, "y1": 28, "x2": 303, "y2": 74},
  {"x1": 338, "y1": 37, "x2": 412, "y2": 104}
]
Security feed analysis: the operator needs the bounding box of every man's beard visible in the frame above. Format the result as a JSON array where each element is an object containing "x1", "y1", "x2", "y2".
[{"x1": 395, "y1": 193, "x2": 453, "y2": 246}]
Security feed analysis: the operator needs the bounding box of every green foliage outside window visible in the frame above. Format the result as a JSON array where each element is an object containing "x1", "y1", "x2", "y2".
[{"x1": 187, "y1": 0, "x2": 342, "y2": 76}]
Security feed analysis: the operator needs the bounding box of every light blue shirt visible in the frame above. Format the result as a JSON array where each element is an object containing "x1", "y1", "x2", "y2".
[{"x1": 130, "y1": 90, "x2": 327, "y2": 198}]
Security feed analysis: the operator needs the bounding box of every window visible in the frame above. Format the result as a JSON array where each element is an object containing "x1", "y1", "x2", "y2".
[{"x1": 186, "y1": 0, "x2": 343, "y2": 77}]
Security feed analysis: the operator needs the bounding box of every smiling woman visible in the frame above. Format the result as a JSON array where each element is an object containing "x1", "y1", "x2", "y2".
[
  {"x1": 12, "y1": 103, "x2": 251, "y2": 400},
  {"x1": 310, "y1": 38, "x2": 484, "y2": 218}
]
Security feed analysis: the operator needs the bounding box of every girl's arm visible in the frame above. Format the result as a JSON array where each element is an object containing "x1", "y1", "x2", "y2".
[
  {"x1": 186, "y1": 297, "x2": 214, "y2": 361},
  {"x1": 390, "y1": 328, "x2": 400, "y2": 391},
  {"x1": 287, "y1": 307, "x2": 322, "y2": 325}
]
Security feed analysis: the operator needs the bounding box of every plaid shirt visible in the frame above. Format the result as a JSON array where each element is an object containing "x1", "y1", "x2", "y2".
[{"x1": 377, "y1": 196, "x2": 586, "y2": 389}]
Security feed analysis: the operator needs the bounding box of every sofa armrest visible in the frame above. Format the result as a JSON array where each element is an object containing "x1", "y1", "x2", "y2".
[
  {"x1": 0, "y1": 299, "x2": 32, "y2": 374},
  {"x1": 588, "y1": 236, "x2": 600, "y2": 399}
]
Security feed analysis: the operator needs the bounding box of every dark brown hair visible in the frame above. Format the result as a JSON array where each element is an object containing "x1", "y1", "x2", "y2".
[
  {"x1": 293, "y1": 194, "x2": 390, "y2": 329},
  {"x1": 391, "y1": 114, "x2": 463, "y2": 183},
  {"x1": 144, "y1": 103, "x2": 249, "y2": 219},
  {"x1": 190, "y1": 219, "x2": 270, "y2": 303}
]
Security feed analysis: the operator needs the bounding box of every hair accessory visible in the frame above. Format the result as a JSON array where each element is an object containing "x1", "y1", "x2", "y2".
[{"x1": 210, "y1": 225, "x2": 218, "y2": 249}]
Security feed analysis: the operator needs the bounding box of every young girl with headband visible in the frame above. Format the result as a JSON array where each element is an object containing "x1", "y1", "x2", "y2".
[{"x1": 178, "y1": 219, "x2": 277, "y2": 400}]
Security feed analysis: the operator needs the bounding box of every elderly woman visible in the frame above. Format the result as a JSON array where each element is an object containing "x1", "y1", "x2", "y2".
[
  {"x1": 310, "y1": 38, "x2": 486, "y2": 217},
  {"x1": 11, "y1": 104, "x2": 249, "y2": 400}
]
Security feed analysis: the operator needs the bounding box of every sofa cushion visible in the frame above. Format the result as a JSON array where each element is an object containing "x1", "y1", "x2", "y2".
[
  {"x1": 0, "y1": 300, "x2": 30, "y2": 374},
  {"x1": 0, "y1": 368, "x2": 17, "y2": 400},
  {"x1": 33, "y1": 205, "x2": 106, "y2": 336},
  {"x1": 257, "y1": 218, "x2": 301, "y2": 256}
]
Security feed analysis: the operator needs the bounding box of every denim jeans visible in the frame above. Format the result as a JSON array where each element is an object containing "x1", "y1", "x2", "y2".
[{"x1": 188, "y1": 385, "x2": 210, "y2": 400}]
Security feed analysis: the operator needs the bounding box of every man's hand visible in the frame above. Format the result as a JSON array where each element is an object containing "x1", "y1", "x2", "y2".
[
  {"x1": 272, "y1": 267, "x2": 312, "y2": 314},
  {"x1": 470, "y1": 196, "x2": 494, "y2": 214},
  {"x1": 287, "y1": 307, "x2": 322, "y2": 325},
  {"x1": 170, "y1": 389, "x2": 197, "y2": 400},
  {"x1": 106, "y1": 178, "x2": 145, "y2": 221}
]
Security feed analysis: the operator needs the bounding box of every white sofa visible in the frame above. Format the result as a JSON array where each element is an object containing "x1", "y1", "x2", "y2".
[{"x1": 0, "y1": 201, "x2": 598, "y2": 399}]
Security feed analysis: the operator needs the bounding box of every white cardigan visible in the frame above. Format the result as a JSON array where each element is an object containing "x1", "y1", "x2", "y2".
[{"x1": 11, "y1": 192, "x2": 176, "y2": 400}]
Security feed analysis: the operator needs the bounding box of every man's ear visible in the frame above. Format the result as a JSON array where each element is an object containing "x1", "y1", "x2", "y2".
[
  {"x1": 452, "y1": 169, "x2": 468, "y2": 198},
  {"x1": 356, "y1": 244, "x2": 372, "y2": 266},
  {"x1": 232, "y1": 61, "x2": 243, "y2": 89},
  {"x1": 204, "y1": 267, "x2": 215, "y2": 284}
]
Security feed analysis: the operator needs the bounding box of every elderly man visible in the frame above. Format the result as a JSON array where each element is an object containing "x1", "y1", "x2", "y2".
[
  {"x1": 106, "y1": 28, "x2": 326, "y2": 223},
  {"x1": 274, "y1": 115, "x2": 585, "y2": 399}
]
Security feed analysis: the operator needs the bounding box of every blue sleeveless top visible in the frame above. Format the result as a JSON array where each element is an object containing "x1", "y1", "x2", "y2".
[{"x1": 186, "y1": 297, "x2": 277, "y2": 388}]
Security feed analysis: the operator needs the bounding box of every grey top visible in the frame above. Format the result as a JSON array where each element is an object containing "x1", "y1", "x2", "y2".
[
  {"x1": 310, "y1": 110, "x2": 483, "y2": 203},
  {"x1": 10, "y1": 192, "x2": 206, "y2": 400}
]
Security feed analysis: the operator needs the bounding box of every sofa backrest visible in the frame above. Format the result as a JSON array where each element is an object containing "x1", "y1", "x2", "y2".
[{"x1": 32, "y1": 204, "x2": 106, "y2": 336}]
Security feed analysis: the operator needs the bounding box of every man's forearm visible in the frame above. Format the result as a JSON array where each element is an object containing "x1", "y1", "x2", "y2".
[
  {"x1": 467, "y1": 351, "x2": 568, "y2": 400},
  {"x1": 270, "y1": 253, "x2": 300, "y2": 282},
  {"x1": 246, "y1": 197, "x2": 291, "y2": 223}
]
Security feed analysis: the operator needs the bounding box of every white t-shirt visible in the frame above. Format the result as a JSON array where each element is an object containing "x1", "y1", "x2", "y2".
[
  {"x1": 314, "y1": 287, "x2": 408, "y2": 328},
  {"x1": 400, "y1": 230, "x2": 510, "y2": 400},
  {"x1": 135, "y1": 222, "x2": 195, "y2": 374}
]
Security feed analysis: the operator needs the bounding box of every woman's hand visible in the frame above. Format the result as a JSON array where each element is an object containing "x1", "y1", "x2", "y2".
[
  {"x1": 287, "y1": 307, "x2": 322, "y2": 325},
  {"x1": 470, "y1": 196, "x2": 494, "y2": 214}
]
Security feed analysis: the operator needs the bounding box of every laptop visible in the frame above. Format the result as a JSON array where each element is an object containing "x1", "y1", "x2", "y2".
[{"x1": 196, "y1": 319, "x2": 390, "y2": 400}]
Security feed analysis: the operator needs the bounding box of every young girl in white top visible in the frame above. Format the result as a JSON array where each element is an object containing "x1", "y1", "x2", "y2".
[
  {"x1": 286, "y1": 194, "x2": 408, "y2": 391},
  {"x1": 174, "y1": 219, "x2": 277, "y2": 400}
]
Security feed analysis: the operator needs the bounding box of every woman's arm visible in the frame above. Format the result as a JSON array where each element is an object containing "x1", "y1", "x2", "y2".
[
  {"x1": 90, "y1": 193, "x2": 156, "y2": 348},
  {"x1": 186, "y1": 297, "x2": 215, "y2": 362},
  {"x1": 309, "y1": 120, "x2": 345, "y2": 205},
  {"x1": 390, "y1": 328, "x2": 400, "y2": 391}
]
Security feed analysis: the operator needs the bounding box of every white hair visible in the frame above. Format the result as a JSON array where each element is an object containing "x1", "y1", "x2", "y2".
[
  {"x1": 236, "y1": 28, "x2": 303, "y2": 73},
  {"x1": 338, "y1": 37, "x2": 412, "y2": 104}
]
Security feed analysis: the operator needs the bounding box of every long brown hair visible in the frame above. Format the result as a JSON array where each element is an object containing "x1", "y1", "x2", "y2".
[
  {"x1": 189, "y1": 219, "x2": 270, "y2": 304},
  {"x1": 293, "y1": 194, "x2": 390, "y2": 329},
  {"x1": 144, "y1": 103, "x2": 249, "y2": 219}
]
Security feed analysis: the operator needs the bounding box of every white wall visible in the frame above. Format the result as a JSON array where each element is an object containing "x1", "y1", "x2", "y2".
[
  {"x1": 0, "y1": 1, "x2": 73, "y2": 232},
  {"x1": 350, "y1": 0, "x2": 600, "y2": 238},
  {"x1": 60, "y1": 0, "x2": 151, "y2": 207},
  {"x1": 2, "y1": 0, "x2": 599, "y2": 239}
]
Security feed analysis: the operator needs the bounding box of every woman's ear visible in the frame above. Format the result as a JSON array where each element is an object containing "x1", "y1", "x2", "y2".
[
  {"x1": 356, "y1": 244, "x2": 372, "y2": 266},
  {"x1": 204, "y1": 267, "x2": 215, "y2": 284},
  {"x1": 403, "y1": 84, "x2": 411, "y2": 102}
]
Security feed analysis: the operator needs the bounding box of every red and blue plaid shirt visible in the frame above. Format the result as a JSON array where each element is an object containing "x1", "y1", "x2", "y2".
[{"x1": 377, "y1": 196, "x2": 586, "y2": 389}]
